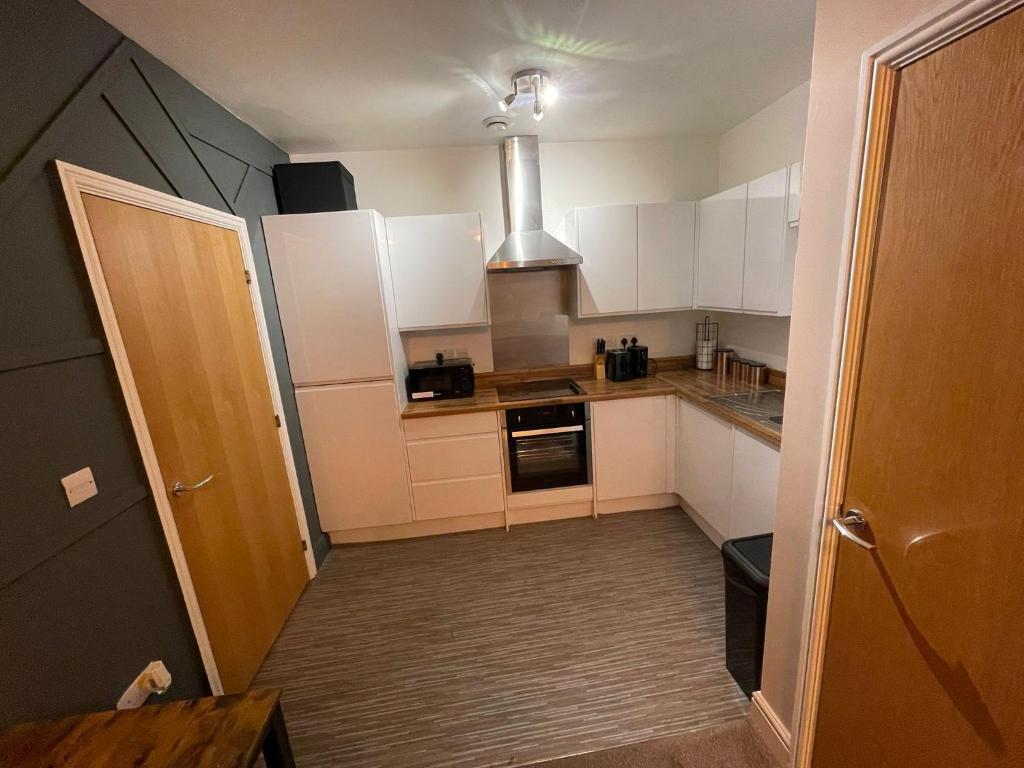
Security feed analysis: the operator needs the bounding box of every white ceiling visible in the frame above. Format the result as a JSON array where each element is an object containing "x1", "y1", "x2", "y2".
[{"x1": 81, "y1": 0, "x2": 815, "y2": 154}]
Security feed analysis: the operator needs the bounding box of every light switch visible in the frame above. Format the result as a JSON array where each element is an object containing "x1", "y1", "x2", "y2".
[{"x1": 62, "y1": 467, "x2": 98, "y2": 507}]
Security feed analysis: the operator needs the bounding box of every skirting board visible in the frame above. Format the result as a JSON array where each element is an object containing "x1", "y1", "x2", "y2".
[
  {"x1": 329, "y1": 511, "x2": 505, "y2": 544},
  {"x1": 597, "y1": 493, "x2": 679, "y2": 515},
  {"x1": 507, "y1": 501, "x2": 592, "y2": 525},
  {"x1": 750, "y1": 690, "x2": 792, "y2": 767},
  {"x1": 678, "y1": 498, "x2": 726, "y2": 548}
]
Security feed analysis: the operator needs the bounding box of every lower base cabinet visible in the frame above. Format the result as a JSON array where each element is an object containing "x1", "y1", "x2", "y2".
[
  {"x1": 729, "y1": 430, "x2": 780, "y2": 538},
  {"x1": 675, "y1": 398, "x2": 780, "y2": 542},
  {"x1": 403, "y1": 412, "x2": 504, "y2": 521},
  {"x1": 675, "y1": 399, "x2": 734, "y2": 538},
  {"x1": 594, "y1": 396, "x2": 671, "y2": 501},
  {"x1": 295, "y1": 381, "x2": 413, "y2": 532}
]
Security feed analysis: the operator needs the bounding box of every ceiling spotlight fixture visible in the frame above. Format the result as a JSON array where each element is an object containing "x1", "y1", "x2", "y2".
[{"x1": 497, "y1": 68, "x2": 557, "y2": 122}]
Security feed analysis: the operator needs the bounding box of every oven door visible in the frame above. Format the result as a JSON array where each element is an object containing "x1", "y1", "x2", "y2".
[{"x1": 507, "y1": 424, "x2": 589, "y2": 492}]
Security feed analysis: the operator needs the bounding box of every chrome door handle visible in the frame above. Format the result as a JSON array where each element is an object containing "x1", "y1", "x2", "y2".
[
  {"x1": 832, "y1": 509, "x2": 877, "y2": 550},
  {"x1": 172, "y1": 474, "x2": 214, "y2": 496}
]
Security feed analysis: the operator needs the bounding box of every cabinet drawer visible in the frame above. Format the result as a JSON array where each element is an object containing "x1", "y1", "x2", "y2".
[
  {"x1": 403, "y1": 411, "x2": 497, "y2": 440},
  {"x1": 407, "y1": 433, "x2": 502, "y2": 482},
  {"x1": 412, "y1": 476, "x2": 504, "y2": 521}
]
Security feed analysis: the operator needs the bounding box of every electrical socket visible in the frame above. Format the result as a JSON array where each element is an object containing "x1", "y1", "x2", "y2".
[{"x1": 116, "y1": 660, "x2": 172, "y2": 710}]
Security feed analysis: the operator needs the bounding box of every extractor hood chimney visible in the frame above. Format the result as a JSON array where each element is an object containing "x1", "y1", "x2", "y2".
[{"x1": 487, "y1": 135, "x2": 583, "y2": 271}]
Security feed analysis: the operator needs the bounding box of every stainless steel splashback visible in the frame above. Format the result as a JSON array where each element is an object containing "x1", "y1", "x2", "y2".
[{"x1": 488, "y1": 269, "x2": 571, "y2": 370}]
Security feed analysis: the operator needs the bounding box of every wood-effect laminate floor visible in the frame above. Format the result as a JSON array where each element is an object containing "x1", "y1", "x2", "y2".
[{"x1": 254, "y1": 508, "x2": 749, "y2": 768}]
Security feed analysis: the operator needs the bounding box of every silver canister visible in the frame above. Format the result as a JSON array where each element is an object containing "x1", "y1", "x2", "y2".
[
  {"x1": 748, "y1": 362, "x2": 767, "y2": 389},
  {"x1": 714, "y1": 348, "x2": 734, "y2": 374},
  {"x1": 732, "y1": 359, "x2": 750, "y2": 384}
]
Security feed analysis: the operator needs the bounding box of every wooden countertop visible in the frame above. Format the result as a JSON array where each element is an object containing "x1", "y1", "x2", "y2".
[
  {"x1": 401, "y1": 367, "x2": 783, "y2": 448},
  {"x1": 657, "y1": 369, "x2": 783, "y2": 447}
]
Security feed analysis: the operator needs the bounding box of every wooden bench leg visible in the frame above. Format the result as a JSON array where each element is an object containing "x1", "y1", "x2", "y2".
[{"x1": 262, "y1": 703, "x2": 297, "y2": 768}]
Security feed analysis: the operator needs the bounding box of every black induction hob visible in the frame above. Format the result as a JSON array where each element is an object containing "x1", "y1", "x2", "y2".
[{"x1": 495, "y1": 378, "x2": 583, "y2": 403}]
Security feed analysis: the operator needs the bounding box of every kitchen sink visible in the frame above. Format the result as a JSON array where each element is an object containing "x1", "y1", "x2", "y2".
[{"x1": 710, "y1": 390, "x2": 785, "y2": 432}]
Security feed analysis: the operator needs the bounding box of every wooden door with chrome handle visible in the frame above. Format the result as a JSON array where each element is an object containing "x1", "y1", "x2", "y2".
[
  {"x1": 80, "y1": 193, "x2": 309, "y2": 693},
  {"x1": 810, "y1": 10, "x2": 1024, "y2": 767}
]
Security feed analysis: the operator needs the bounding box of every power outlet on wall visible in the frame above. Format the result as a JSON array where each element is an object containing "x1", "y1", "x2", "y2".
[{"x1": 116, "y1": 660, "x2": 172, "y2": 710}]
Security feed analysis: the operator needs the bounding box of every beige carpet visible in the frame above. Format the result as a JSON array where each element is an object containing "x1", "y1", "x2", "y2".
[{"x1": 526, "y1": 720, "x2": 780, "y2": 768}]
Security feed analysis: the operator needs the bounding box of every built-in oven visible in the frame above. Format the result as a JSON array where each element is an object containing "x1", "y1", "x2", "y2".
[{"x1": 504, "y1": 402, "x2": 590, "y2": 493}]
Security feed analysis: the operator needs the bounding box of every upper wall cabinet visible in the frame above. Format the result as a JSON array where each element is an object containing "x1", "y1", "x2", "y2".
[
  {"x1": 696, "y1": 183, "x2": 747, "y2": 310},
  {"x1": 573, "y1": 204, "x2": 638, "y2": 316},
  {"x1": 638, "y1": 202, "x2": 696, "y2": 312},
  {"x1": 696, "y1": 164, "x2": 800, "y2": 316},
  {"x1": 742, "y1": 167, "x2": 788, "y2": 313},
  {"x1": 569, "y1": 202, "x2": 696, "y2": 317},
  {"x1": 386, "y1": 212, "x2": 489, "y2": 331}
]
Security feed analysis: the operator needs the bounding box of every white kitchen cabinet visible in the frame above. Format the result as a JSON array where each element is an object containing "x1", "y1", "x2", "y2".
[
  {"x1": 675, "y1": 399, "x2": 734, "y2": 542},
  {"x1": 403, "y1": 412, "x2": 504, "y2": 521},
  {"x1": 742, "y1": 168, "x2": 789, "y2": 313},
  {"x1": 264, "y1": 211, "x2": 394, "y2": 385},
  {"x1": 729, "y1": 430, "x2": 781, "y2": 538},
  {"x1": 638, "y1": 201, "x2": 696, "y2": 311},
  {"x1": 697, "y1": 183, "x2": 747, "y2": 310},
  {"x1": 574, "y1": 204, "x2": 638, "y2": 316},
  {"x1": 593, "y1": 396, "x2": 669, "y2": 501},
  {"x1": 295, "y1": 381, "x2": 413, "y2": 531},
  {"x1": 386, "y1": 213, "x2": 489, "y2": 330},
  {"x1": 786, "y1": 161, "x2": 802, "y2": 225}
]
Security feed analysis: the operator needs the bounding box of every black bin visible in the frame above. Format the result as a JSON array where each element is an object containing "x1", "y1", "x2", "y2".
[{"x1": 721, "y1": 533, "x2": 773, "y2": 698}]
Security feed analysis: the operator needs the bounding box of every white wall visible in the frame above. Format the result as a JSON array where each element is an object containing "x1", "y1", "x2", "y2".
[
  {"x1": 719, "y1": 81, "x2": 811, "y2": 190},
  {"x1": 760, "y1": 0, "x2": 943, "y2": 739},
  {"x1": 713, "y1": 80, "x2": 810, "y2": 372},
  {"x1": 294, "y1": 137, "x2": 719, "y2": 370}
]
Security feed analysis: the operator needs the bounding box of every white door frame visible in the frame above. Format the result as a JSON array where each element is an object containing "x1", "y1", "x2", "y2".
[
  {"x1": 791, "y1": 1, "x2": 1022, "y2": 765},
  {"x1": 56, "y1": 161, "x2": 318, "y2": 696}
]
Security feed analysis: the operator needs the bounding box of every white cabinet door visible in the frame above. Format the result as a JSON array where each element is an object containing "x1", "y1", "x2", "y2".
[
  {"x1": 697, "y1": 183, "x2": 747, "y2": 310},
  {"x1": 729, "y1": 429, "x2": 780, "y2": 538},
  {"x1": 386, "y1": 213, "x2": 489, "y2": 330},
  {"x1": 742, "y1": 168, "x2": 788, "y2": 313},
  {"x1": 786, "y1": 161, "x2": 802, "y2": 225},
  {"x1": 295, "y1": 381, "x2": 412, "y2": 532},
  {"x1": 264, "y1": 212, "x2": 392, "y2": 385},
  {"x1": 576, "y1": 204, "x2": 638, "y2": 316},
  {"x1": 638, "y1": 202, "x2": 696, "y2": 311},
  {"x1": 594, "y1": 396, "x2": 668, "y2": 500},
  {"x1": 675, "y1": 399, "x2": 734, "y2": 540}
]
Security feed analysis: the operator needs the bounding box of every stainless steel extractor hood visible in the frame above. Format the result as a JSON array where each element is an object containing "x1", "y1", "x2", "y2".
[{"x1": 487, "y1": 135, "x2": 583, "y2": 271}]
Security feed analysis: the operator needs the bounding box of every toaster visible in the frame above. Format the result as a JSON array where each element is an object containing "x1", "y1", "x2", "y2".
[{"x1": 605, "y1": 348, "x2": 633, "y2": 381}]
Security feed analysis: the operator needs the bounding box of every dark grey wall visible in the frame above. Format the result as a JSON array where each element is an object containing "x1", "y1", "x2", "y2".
[{"x1": 0, "y1": 0, "x2": 327, "y2": 727}]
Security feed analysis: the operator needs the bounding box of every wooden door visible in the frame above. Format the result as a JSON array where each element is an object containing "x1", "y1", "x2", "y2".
[
  {"x1": 576, "y1": 204, "x2": 638, "y2": 316},
  {"x1": 638, "y1": 202, "x2": 696, "y2": 311},
  {"x1": 742, "y1": 167, "x2": 787, "y2": 313},
  {"x1": 812, "y1": 11, "x2": 1024, "y2": 767},
  {"x1": 697, "y1": 183, "x2": 746, "y2": 310},
  {"x1": 82, "y1": 195, "x2": 309, "y2": 693}
]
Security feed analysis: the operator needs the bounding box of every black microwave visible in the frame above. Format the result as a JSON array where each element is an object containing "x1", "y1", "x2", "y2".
[{"x1": 406, "y1": 354, "x2": 475, "y2": 401}]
